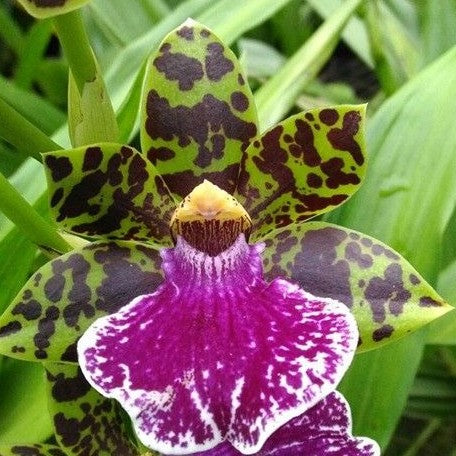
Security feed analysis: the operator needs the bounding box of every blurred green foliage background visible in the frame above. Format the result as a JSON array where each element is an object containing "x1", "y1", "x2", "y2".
[{"x1": 0, "y1": 0, "x2": 456, "y2": 454}]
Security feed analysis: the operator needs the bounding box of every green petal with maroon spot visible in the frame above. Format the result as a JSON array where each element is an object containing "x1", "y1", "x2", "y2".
[
  {"x1": 261, "y1": 221, "x2": 453, "y2": 352},
  {"x1": 0, "y1": 240, "x2": 162, "y2": 362},
  {"x1": 236, "y1": 105, "x2": 367, "y2": 241},
  {"x1": 16, "y1": 0, "x2": 90, "y2": 19},
  {"x1": 46, "y1": 363, "x2": 138, "y2": 456},
  {"x1": 42, "y1": 144, "x2": 176, "y2": 245},
  {"x1": 140, "y1": 19, "x2": 258, "y2": 200},
  {"x1": 0, "y1": 444, "x2": 67, "y2": 456}
]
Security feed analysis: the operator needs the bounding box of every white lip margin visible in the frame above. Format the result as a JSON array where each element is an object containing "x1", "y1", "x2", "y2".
[
  {"x1": 330, "y1": 391, "x2": 382, "y2": 456},
  {"x1": 77, "y1": 293, "x2": 225, "y2": 455},
  {"x1": 76, "y1": 257, "x2": 360, "y2": 455},
  {"x1": 227, "y1": 287, "x2": 360, "y2": 455}
]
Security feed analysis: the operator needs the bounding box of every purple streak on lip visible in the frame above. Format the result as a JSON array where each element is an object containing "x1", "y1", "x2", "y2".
[
  {"x1": 78, "y1": 235, "x2": 358, "y2": 455},
  {"x1": 190, "y1": 391, "x2": 380, "y2": 456}
]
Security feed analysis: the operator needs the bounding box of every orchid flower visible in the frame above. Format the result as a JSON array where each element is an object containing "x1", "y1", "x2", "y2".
[
  {"x1": 77, "y1": 178, "x2": 360, "y2": 454},
  {"x1": 0, "y1": 19, "x2": 450, "y2": 456}
]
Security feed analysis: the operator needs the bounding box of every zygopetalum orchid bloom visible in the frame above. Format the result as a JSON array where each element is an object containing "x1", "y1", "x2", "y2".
[
  {"x1": 0, "y1": 19, "x2": 450, "y2": 456},
  {"x1": 77, "y1": 179, "x2": 364, "y2": 454}
]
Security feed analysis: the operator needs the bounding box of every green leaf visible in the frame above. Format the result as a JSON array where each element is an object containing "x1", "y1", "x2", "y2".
[
  {"x1": 307, "y1": 0, "x2": 374, "y2": 68},
  {"x1": 45, "y1": 363, "x2": 138, "y2": 456},
  {"x1": 0, "y1": 76, "x2": 65, "y2": 136},
  {"x1": 140, "y1": 19, "x2": 258, "y2": 199},
  {"x1": 427, "y1": 260, "x2": 456, "y2": 345},
  {"x1": 238, "y1": 38, "x2": 285, "y2": 81},
  {"x1": 42, "y1": 144, "x2": 176, "y2": 244},
  {"x1": 0, "y1": 169, "x2": 71, "y2": 256},
  {"x1": 417, "y1": 0, "x2": 456, "y2": 65},
  {"x1": 0, "y1": 241, "x2": 162, "y2": 363},
  {"x1": 16, "y1": 0, "x2": 90, "y2": 19},
  {"x1": 0, "y1": 359, "x2": 52, "y2": 444},
  {"x1": 88, "y1": 0, "x2": 169, "y2": 45},
  {"x1": 0, "y1": 4, "x2": 24, "y2": 55},
  {"x1": 339, "y1": 333, "x2": 425, "y2": 448},
  {"x1": 0, "y1": 444, "x2": 66, "y2": 456},
  {"x1": 117, "y1": 60, "x2": 148, "y2": 144},
  {"x1": 0, "y1": 160, "x2": 48, "y2": 237},
  {"x1": 327, "y1": 45, "x2": 456, "y2": 449},
  {"x1": 0, "y1": 142, "x2": 26, "y2": 179},
  {"x1": 236, "y1": 105, "x2": 366, "y2": 240},
  {"x1": 270, "y1": 0, "x2": 317, "y2": 57},
  {"x1": 35, "y1": 60, "x2": 68, "y2": 108},
  {"x1": 0, "y1": 220, "x2": 39, "y2": 315},
  {"x1": 261, "y1": 221, "x2": 452, "y2": 352},
  {"x1": 254, "y1": 0, "x2": 364, "y2": 130},
  {"x1": 197, "y1": 0, "x2": 293, "y2": 44},
  {"x1": 68, "y1": 71, "x2": 119, "y2": 147},
  {"x1": 14, "y1": 19, "x2": 53, "y2": 91},
  {"x1": 364, "y1": 0, "x2": 420, "y2": 95}
]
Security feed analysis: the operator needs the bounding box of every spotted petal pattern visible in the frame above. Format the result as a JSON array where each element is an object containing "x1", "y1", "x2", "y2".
[
  {"x1": 78, "y1": 235, "x2": 358, "y2": 455},
  {"x1": 236, "y1": 106, "x2": 367, "y2": 240},
  {"x1": 261, "y1": 221, "x2": 452, "y2": 351},
  {"x1": 0, "y1": 444, "x2": 66, "y2": 456},
  {"x1": 43, "y1": 144, "x2": 176, "y2": 245},
  {"x1": 140, "y1": 20, "x2": 258, "y2": 199},
  {"x1": 196, "y1": 392, "x2": 380, "y2": 456},
  {"x1": 46, "y1": 363, "x2": 138, "y2": 456},
  {"x1": 16, "y1": 0, "x2": 90, "y2": 19},
  {"x1": 0, "y1": 241, "x2": 162, "y2": 362}
]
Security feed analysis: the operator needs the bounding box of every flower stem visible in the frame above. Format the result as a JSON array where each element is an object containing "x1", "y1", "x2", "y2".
[
  {"x1": 0, "y1": 97, "x2": 60, "y2": 161},
  {"x1": 0, "y1": 171, "x2": 72, "y2": 255},
  {"x1": 53, "y1": 10, "x2": 97, "y2": 93}
]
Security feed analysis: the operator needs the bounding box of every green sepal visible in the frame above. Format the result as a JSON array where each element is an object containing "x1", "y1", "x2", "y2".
[
  {"x1": 140, "y1": 19, "x2": 258, "y2": 199},
  {"x1": 261, "y1": 221, "x2": 453, "y2": 352},
  {"x1": 236, "y1": 105, "x2": 367, "y2": 241},
  {"x1": 45, "y1": 363, "x2": 138, "y2": 456},
  {"x1": 16, "y1": 0, "x2": 90, "y2": 19},
  {"x1": 68, "y1": 70, "x2": 119, "y2": 147},
  {"x1": 0, "y1": 240, "x2": 163, "y2": 362},
  {"x1": 0, "y1": 444, "x2": 66, "y2": 456},
  {"x1": 42, "y1": 144, "x2": 176, "y2": 245}
]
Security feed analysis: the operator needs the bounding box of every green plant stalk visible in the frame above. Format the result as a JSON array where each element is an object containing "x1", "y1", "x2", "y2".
[
  {"x1": 0, "y1": 172, "x2": 72, "y2": 255},
  {"x1": 0, "y1": 97, "x2": 60, "y2": 161},
  {"x1": 254, "y1": 0, "x2": 364, "y2": 130},
  {"x1": 53, "y1": 10, "x2": 97, "y2": 93}
]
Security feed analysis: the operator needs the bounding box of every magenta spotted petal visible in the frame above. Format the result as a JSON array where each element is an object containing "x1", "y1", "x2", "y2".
[
  {"x1": 193, "y1": 391, "x2": 380, "y2": 456},
  {"x1": 78, "y1": 235, "x2": 358, "y2": 455}
]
